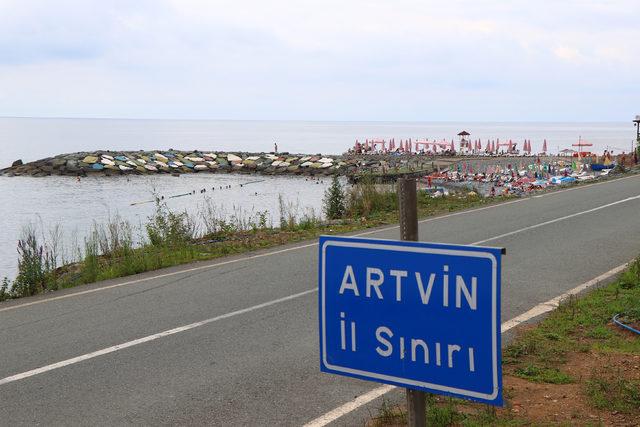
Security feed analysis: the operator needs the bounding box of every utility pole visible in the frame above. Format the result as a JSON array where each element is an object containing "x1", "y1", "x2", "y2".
[
  {"x1": 633, "y1": 116, "x2": 640, "y2": 164},
  {"x1": 397, "y1": 177, "x2": 426, "y2": 427}
]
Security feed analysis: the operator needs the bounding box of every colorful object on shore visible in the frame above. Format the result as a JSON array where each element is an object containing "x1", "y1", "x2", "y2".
[
  {"x1": 83, "y1": 156, "x2": 99, "y2": 164},
  {"x1": 427, "y1": 154, "x2": 617, "y2": 197}
]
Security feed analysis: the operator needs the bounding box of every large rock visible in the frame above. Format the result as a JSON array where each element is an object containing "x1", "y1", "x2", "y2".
[
  {"x1": 11, "y1": 159, "x2": 23, "y2": 167},
  {"x1": 52, "y1": 158, "x2": 67, "y2": 168}
]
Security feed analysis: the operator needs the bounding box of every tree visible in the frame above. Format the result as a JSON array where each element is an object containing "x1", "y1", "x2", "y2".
[{"x1": 323, "y1": 175, "x2": 346, "y2": 220}]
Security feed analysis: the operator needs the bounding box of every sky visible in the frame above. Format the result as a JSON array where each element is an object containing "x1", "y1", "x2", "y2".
[{"x1": 0, "y1": 0, "x2": 638, "y2": 121}]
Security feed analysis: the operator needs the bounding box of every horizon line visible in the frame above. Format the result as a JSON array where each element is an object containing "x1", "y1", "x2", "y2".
[{"x1": 0, "y1": 115, "x2": 633, "y2": 124}]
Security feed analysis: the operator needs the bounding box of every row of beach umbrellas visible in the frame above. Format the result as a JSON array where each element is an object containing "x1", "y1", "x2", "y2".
[{"x1": 356, "y1": 138, "x2": 549, "y2": 153}]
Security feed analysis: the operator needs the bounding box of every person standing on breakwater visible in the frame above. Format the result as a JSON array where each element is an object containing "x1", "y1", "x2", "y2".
[{"x1": 274, "y1": 142, "x2": 278, "y2": 153}]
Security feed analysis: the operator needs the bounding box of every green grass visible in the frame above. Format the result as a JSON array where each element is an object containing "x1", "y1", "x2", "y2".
[
  {"x1": 1, "y1": 182, "x2": 511, "y2": 301},
  {"x1": 373, "y1": 256, "x2": 640, "y2": 425},
  {"x1": 505, "y1": 261, "x2": 640, "y2": 366},
  {"x1": 585, "y1": 369, "x2": 640, "y2": 413},
  {"x1": 513, "y1": 364, "x2": 573, "y2": 384}
]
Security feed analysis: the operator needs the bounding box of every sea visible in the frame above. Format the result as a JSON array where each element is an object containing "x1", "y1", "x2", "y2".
[{"x1": 0, "y1": 118, "x2": 636, "y2": 280}]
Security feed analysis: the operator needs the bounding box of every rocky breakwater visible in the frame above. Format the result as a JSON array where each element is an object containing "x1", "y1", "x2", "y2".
[{"x1": 0, "y1": 150, "x2": 398, "y2": 178}]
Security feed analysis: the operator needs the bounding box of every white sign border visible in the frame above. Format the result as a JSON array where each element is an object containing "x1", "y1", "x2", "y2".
[{"x1": 321, "y1": 239, "x2": 499, "y2": 401}]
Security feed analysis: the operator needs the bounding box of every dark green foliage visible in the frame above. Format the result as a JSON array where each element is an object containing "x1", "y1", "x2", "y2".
[{"x1": 323, "y1": 176, "x2": 346, "y2": 219}]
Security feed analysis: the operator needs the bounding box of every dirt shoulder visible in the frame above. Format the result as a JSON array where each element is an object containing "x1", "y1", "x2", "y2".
[{"x1": 370, "y1": 258, "x2": 640, "y2": 426}]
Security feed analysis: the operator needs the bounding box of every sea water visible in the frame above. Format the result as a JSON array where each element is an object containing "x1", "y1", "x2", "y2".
[
  {"x1": 0, "y1": 173, "x2": 331, "y2": 281},
  {"x1": 0, "y1": 118, "x2": 636, "y2": 280}
]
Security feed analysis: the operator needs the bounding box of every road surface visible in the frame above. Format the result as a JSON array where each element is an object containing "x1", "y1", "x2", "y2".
[{"x1": 2, "y1": 174, "x2": 640, "y2": 426}]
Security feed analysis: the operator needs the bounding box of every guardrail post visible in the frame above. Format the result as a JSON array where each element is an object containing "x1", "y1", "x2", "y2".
[{"x1": 398, "y1": 178, "x2": 426, "y2": 426}]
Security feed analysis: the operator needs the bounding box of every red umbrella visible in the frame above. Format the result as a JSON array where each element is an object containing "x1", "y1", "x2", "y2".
[
  {"x1": 508, "y1": 140, "x2": 513, "y2": 152},
  {"x1": 450, "y1": 140, "x2": 455, "y2": 151},
  {"x1": 542, "y1": 139, "x2": 547, "y2": 153},
  {"x1": 485, "y1": 140, "x2": 491, "y2": 152},
  {"x1": 490, "y1": 141, "x2": 495, "y2": 152}
]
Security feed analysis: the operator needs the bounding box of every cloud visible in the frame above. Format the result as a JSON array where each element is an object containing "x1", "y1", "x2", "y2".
[{"x1": 0, "y1": 0, "x2": 637, "y2": 120}]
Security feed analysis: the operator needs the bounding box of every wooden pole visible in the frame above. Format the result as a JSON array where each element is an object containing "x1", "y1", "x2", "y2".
[{"x1": 397, "y1": 178, "x2": 426, "y2": 427}]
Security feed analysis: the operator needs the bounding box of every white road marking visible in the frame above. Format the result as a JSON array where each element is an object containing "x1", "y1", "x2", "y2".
[
  {"x1": 303, "y1": 385, "x2": 396, "y2": 427},
  {"x1": 471, "y1": 194, "x2": 640, "y2": 245},
  {"x1": 302, "y1": 261, "x2": 630, "y2": 427},
  {"x1": 0, "y1": 186, "x2": 636, "y2": 388},
  {"x1": 0, "y1": 288, "x2": 318, "y2": 386},
  {"x1": 1, "y1": 173, "x2": 637, "y2": 314},
  {"x1": 500, "y1": 262, "x2": 630, "y2": 332}
]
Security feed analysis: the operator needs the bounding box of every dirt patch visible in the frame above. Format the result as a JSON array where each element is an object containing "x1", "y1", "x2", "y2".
[{"x1": 502, "y1": 351, "x2": 640, "y2": 426}]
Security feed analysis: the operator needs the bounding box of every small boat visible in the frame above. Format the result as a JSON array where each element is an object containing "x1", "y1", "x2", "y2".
[{"x1": 591, "y1": 164, "x2": 614, "y2": 171}]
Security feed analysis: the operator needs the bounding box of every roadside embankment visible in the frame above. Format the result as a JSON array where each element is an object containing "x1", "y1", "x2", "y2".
[
  {"x1": 369, "y1": 259, "x2": 640, "y2": 426},
  {"x1": 0, "y1": 179, "x2": 502, "y2": 301}
]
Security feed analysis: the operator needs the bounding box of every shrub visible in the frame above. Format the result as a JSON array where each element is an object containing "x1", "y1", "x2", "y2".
[
  {"x1": 12, "y1": 225, "x2": 58, "y2": 297},
  {"x1": 0, "y1": 277, "x2": 10, "y2": 301},
  {"x1": 347, "y1": 176, "x2": 397, "y2": 218},
  {"x1": 146, "y1": 197, "x2": 195, "y2": 245},
  {"x1": 323, "y1": 176, "x2": 346, "y2": 219}
]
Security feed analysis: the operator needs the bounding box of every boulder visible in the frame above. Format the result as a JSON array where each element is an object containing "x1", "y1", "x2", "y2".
[
  {"x1": 227, "y1": 153, "x2": 242, "y2": 163},
  {"x1": 82, "y1": 156, "x2": 99, "y2": 164},
  {"x1": 11, "y1": 159, "x2": 23, "y2": 167}
]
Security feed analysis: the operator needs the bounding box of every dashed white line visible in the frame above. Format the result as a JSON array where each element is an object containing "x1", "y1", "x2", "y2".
[
  {"x1": 471, "y1": 194, "x2": 640, "y2": 245},
  {"x1": 0, "y1": 288, "x2": 318, "y2": 386}
]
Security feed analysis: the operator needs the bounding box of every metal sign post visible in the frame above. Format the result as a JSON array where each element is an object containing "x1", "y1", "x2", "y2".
[{"x1": 398, "y1": 178, "x2": 426, "y2": 427}]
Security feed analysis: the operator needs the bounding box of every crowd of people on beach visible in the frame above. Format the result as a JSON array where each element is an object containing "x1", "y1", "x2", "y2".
[{"x1": 424, "y1": 152, "x2": 633, "y2": 197}]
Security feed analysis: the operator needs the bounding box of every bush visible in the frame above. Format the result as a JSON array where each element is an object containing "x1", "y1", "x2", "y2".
[
  {"x1": 0, "y1": 277, "x2": 10, "y2": 301},
  {"x1": 12, "y1": 225, "x2": 58, "y2": 297},
  {"x1": 146, "y1": 197, "x2": 195, "y2": 246},
  {"x1": 323, "y1": 176, "x2": 346, "y2": 219},
  {"x1": 347, "y1": 176, "x2": 397, "y2": 218}
]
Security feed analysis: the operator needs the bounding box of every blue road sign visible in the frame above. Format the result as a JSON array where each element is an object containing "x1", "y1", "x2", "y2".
[{"x1": 319, "y1": 235, "x2": 503, "y2": 406}]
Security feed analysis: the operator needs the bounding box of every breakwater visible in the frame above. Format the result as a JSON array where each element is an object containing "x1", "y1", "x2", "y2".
[{"x1": 1, "y1": 150, "x2": 435, "y2": 178}]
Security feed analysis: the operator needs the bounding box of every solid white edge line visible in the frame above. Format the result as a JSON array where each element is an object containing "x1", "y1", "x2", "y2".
[
  {"x1": 303, "y1": 385, "x2": 396, "y2": 427},
  {"x1": 301, "y1": 261, "x2": 631, "y2": 427},
  {"x1": 1, "y1": 173, "x2": 637, "y2": 314},
  {"x1": 0, "y1": 288, "x2": 318, "y2": 386}
]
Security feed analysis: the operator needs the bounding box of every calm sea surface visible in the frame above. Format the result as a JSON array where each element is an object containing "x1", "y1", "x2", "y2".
[{"x1": 0, "y1": 118, "x2": 636, "y2": 280}]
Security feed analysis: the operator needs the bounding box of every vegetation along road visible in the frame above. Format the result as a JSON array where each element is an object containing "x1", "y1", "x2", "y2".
[{"x1": 2, "y1": 174, "x2": 640, "y2": 425}]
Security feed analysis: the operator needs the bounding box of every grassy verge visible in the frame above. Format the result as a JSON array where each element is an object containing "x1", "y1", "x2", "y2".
[
  {"x1": 0, "y1": 178, "x2": 509, "y2": 301},
  {"x1": 371, "y1": 258, "x2": 640, "y2": 426}
]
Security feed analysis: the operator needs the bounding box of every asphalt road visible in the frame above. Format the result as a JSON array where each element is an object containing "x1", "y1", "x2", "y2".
[{"x1": 2, "y1": 174, "x2": 640, "y2": 426}]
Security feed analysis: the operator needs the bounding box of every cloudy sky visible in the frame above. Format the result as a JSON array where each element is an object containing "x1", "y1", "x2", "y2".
[{"x1": 0, "y1": 0, "x2": 638, "y2": 121}]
